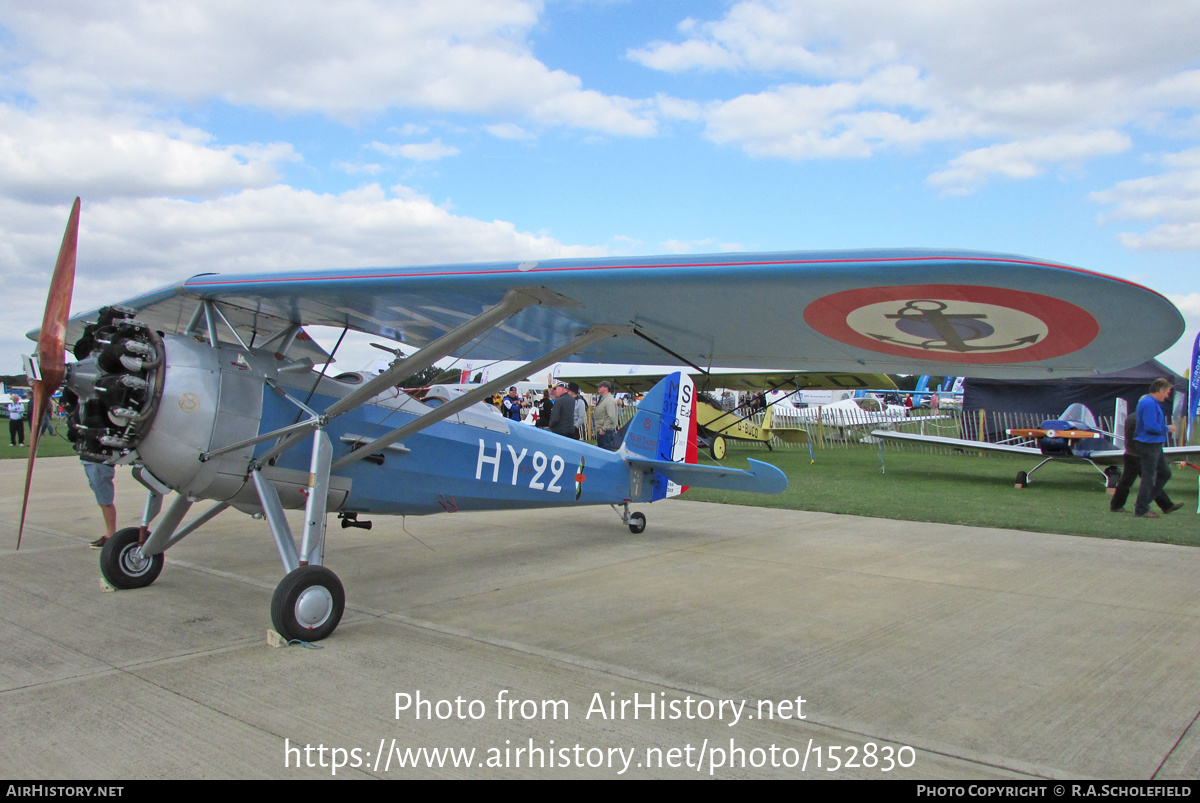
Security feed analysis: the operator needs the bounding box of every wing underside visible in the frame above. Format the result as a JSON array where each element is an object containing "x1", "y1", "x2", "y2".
[
  {"x1": 42, "y1": 248, "x2": 1183, "y2": 380},
  {"x1": 558, "y1": 366, "x2": 897, "y2": 393}
]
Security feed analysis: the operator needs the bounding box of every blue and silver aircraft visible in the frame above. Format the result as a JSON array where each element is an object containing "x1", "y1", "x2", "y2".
[{"x1": 20, "y1": 199, "x2": 1185, "y2": 640}]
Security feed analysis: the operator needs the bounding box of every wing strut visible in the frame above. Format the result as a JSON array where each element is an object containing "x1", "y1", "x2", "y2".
[
  {"x1": 201, "y1": 286, "x2": 578, "y2": 466},
  {"x1": 631, "y1": 327, "x2": 710, "y2": 378},
  {"x1": 331, "y1": 324, "x2": 631, "y2": 471}
]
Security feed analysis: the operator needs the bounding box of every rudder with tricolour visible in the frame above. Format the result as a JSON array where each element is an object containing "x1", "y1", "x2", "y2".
[{"x1": 619, "y1": 371, "x2": 697, "y2": 499}]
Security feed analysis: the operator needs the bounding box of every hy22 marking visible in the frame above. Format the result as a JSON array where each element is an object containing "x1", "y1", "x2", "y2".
[{"x1": 476, "y1": 439, "x2": 566, "y2": 493}]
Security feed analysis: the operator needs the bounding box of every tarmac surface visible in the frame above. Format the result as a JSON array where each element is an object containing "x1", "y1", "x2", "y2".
[{"x1": 3, "y1": 456, "x2": 1200, "y2": 779}]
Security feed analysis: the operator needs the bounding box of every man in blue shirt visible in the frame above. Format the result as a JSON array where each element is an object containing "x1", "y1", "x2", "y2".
[
  {"x1": 501, "y1": 386, "x2": 523, "y2": 422},
  {"x1": 1133, "y1": 378, "x2": 1175, "y2": 518}
]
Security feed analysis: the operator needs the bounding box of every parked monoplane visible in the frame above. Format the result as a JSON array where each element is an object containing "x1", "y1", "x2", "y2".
[
  {"x1": 872, "y1": 402, "x2": 1200, "y2": 489},
  {"x1": 20, "y1": 199, "x2": 1184, "y2": 640},
  {"x1": 776, "y1": 396, "x2": 947, "y2": 440}
]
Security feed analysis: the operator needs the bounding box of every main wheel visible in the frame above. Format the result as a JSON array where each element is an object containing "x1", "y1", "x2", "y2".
[
  {"x1": 709, "y1": 435, "x2": 727, "y2": 461},
  {"x1": 100, "y1": 527, "x2": 164, "y2": 589},
  {"x1": 1014, "y1": 471, "x2": 1028, "y2": 489},
  {"x1": 271, "y1": 565, "x2": 345, "y2": 642},
  {"x1": 1104, "y1": 466, "x2": 1121, "y2": 489},
  {"x1": 628, "y1": 512, "x2": 646, "y2": 534}
]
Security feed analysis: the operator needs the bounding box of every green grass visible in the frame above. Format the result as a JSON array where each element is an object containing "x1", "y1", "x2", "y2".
[
  {"x1": 687, "y1": 446, "x2": 1200, "y2": 546},
  {"x1": 12, "y1": 428, "x2": 1195, "y2": 546},
  {"x1": 0, "y1": 429, "x2": 80, "y2": 459}
]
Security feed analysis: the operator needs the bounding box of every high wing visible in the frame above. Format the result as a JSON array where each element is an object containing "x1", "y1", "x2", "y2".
[
  {"x1": 553, "y1": 364, "x2": 896, "y2": 394},
  {"x1": 45, "y1": 248, "x2": 1182, "y2": 380}
]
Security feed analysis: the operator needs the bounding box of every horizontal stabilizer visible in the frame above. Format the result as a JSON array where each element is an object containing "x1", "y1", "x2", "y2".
[{"x1": 626, "y1": 457, "x2": 788, "y2": 495}]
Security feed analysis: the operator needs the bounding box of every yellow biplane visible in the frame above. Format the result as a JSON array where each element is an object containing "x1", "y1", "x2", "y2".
[{"x1": 560, "y1": 367, "x2": 896, "y2": 459}]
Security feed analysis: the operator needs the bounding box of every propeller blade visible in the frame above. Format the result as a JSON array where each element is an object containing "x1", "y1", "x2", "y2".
[
  {"x1": 17, "y1": 198, "x2": 80, "y2": 550},
  {"x1": 39, "y1": 197, "x2": 79, "y2": 391}
]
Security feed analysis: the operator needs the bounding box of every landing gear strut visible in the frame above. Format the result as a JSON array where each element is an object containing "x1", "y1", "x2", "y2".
[{"x1": 612, "y1": 502, "x2": 647, "y2": 534}]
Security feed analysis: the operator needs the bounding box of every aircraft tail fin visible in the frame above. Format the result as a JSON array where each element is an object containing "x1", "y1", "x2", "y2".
[
  {"x1": 1114, "y1": 397, "x2": 1129, "y2": 450},
  {"x1": 620, "y1": 371, "x2": 698, "y2": 499}
]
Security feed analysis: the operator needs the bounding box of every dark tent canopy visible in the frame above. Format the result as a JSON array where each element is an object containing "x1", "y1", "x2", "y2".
[{"x1": 963, "y1": 360, "x2": 1185, "y2": 438}]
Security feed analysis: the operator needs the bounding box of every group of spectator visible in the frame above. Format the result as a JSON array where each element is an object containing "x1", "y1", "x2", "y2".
[{"x1": 495, "y1": 381, "x2": 625, "y2": 450}]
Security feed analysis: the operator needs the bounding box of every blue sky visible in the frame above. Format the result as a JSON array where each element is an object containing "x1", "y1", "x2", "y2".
[{"x1": 1, "y1": 0, "x2": 1199, "y2": 373}]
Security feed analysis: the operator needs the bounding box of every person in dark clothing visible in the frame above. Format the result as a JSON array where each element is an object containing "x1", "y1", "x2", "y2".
[
  {"x1": 535, "y1": 389, "x2": 553, "y2": 428},
  {"x1": 1111, "y1": 408, "x2": 1183, "y2": 513},
  {"x1": 1132, "y1": 379, "x2": 1176, "y2": 518},
  {"x1": 501, "y1": 386, "x2": 522, "y2": 421},
  {"x1": 548, "y1": 384, "x2": 579, "y2": 439}
]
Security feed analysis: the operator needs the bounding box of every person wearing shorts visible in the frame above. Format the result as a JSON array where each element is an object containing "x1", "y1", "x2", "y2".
[{"x1": 83, "y1": 460, "x2": 118, "y2": 548}]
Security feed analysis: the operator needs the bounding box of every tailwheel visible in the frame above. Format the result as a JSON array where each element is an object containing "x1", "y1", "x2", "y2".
[
  {"x1": 709, "y1": 435, "x2": 727, "y2": 461},
  {"x1": 100, "y1": 527, "x2": 164, "y2": 589},
  {"x1": 1014, "y1": 471, "x2": 1028, "y2": 489},
  {"x1": 271, "y1": 565, "x2": 345, "y2": 642},
  {"x1": 628, "y1": 511, "x2": 646, "y2": 534}
]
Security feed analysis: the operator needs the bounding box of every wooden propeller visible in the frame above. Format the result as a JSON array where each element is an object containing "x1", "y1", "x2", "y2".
[
  {"x1": 17, "y1": 197, "x2": 79, "y2": 549},
  {"x1": 1007, "y1": 428, "x2": 1097, "y2": 440}
]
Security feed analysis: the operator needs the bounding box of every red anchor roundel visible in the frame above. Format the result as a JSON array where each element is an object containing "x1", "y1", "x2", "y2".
[{"x1": 803, "y1": 285, "x2": 1099, "y2": 364}]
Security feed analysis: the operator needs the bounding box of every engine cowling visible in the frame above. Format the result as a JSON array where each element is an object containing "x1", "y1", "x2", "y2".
[
  {"x1": 63, "y1": 308, "x2": 354, "y2": 512},
  {"x1": 64, "y1": 305, "x2": 164, "y2": 463},
  {"x1": 65, "y1": 309, "x2": 269, "y2": 501}
]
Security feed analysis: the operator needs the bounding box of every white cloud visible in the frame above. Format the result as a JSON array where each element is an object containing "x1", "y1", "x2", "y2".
[
  {"x1": 631, "y1": 0, "x2": 1200, "y2": 188},
  {"x1": 388, "y1": 123, "x2": 431, "y2": 137},
  {"x1": 370, "y1": 139, "x2": 460, "y2": 161},
  {"x1": 1170, "y1": 293, "x2": 1200, "y2": 317},
  {"x1": 336, "y1": 161, "x2": 383, "y2": 176},
  {"x1": 654, "y1": 95, "x2": 703, "y2": 122},
  {"x1": 1091, "y1": 148, "x2": 1200, "y2": 251},
  {"x1": 633, "y1": 0, "x2": 1198, "y2": 88},
  {"x1": 2, "y1": 0, "x2": 656, "y2": 136},
  {"x1": 1160, "y1": 294, "x2": 1200, "y2": 374},
  {"x1": 0, "y1": 186, "x2": 607, "y2": 370},
  {"x1": 631, "y1": 37, "x2": 745, "y2": 74},
  {"x1": 702, "y1": 65, "x2": 957, "y2": 159},
  {"x1": 0, "y1": 105, "x2": 297, "y2": 202},
  {"x1": 929, "y1": 131, "x2": 1131, "y2": 195},
  {"x1": 484, "y1": 123, "x2": 535, "y2": 140}
]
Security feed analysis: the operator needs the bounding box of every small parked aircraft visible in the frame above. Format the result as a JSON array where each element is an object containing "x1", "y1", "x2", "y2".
[
  {"x1": 770, "y1": 396, "x2": 948, "y2": 443},
  {"x1": 556, "y1": 365, "x2": 897, "y2": 458},
  {"x1": 871, "y1": 402, "x2": 1200, "y2": 489},
  {"x1": 20, "y1": 199, "x2": 1184, "y2": 640}
]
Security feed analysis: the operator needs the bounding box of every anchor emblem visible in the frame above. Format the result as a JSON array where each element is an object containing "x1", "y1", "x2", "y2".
[{"x1": 868, "y1": 299, "x2": 1041, "y2": 353}]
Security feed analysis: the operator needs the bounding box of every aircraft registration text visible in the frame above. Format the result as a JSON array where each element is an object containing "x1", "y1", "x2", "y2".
[{"x1": 476, "y1": 439, "x2": 567, "y2": 493}]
